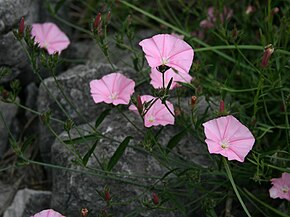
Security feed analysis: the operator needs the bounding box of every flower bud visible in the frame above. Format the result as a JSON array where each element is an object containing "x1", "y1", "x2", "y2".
[
  {"x1": 81, "y1": 208, "x2": 88, "y2": 217},
  {"x1": 245, "y1": 5, "x2": 255, "y2": 15},
  {"x1": 190, "y1": 96, "x2": 197, "y2": 108},
  {"x1": 18, "y1": 16, "x2": 25, "y2": 38},
  {"x1": 107, "y1": 11, "x2": 111, "y2": 23},
  {"x1": 261, "y1": 44, "x2": 274, "y2": 68},
  {"x1": 105, "y1": 190, "x2": 111, "y2": 202},
  {"x1": 94, "y1": 13, "x2": 102, "y2": 29},
  {"x1": 152, "y1": 192, "x2": 159, "y2": 205},
  {"x1": 219, "y1": 100, "x2": 225, "y2": 113},
  {"x1": 136, "y1": 95, "x2": 143, "y2": 115}
]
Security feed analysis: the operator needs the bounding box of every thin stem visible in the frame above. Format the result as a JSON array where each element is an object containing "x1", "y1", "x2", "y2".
[{"x1": 223, "y1": 158, "x2": 252, "y2": 217}]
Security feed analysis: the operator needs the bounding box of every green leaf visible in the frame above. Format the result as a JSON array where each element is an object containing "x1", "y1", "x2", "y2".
[
  {"x1": 82, "y1": 140, "x2": 98, "y2": 166},
  {"x1": 63, "y1": 134, "x2": 100, "y2": 145},
  {"x1": 166, "y1": 128, "x2": 188, "y2": 153},
  {"x1": 177, "y1": 82, "x2": 195, "y2": 91},
  {"x1": 54, "y1": 0, "x2": 66, "y2": 14},
  {"x1": 95, "y1": 109, "x2": 111, "y2": 128},
  {"x1": 21, "y1": 135, "x2": 36, "y2": 153},
  {"x1": 107, "y1": 136, "x2": 132, "y2": 171}
]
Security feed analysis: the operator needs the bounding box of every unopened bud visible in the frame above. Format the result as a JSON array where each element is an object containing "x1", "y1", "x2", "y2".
[
  {"x1": 261, "y1": 44, "x2": 274, "y2": 68},
  {"x1": 81, "y1": 208, "x2": 88, "y2": 217},
  {"x1": 105, "y1": 190, "x2": 111, "y2": 202},
  {"x1": 219, "y1": 100, "x2": 225, "y2": 113},
  {"x1": 271, "y1": 7, "x2": 279, "y2": 16},
  {"x1": 18, "y1": 17, "x2": 25, "y2": 38},
  {"x1": 107, "y1": 11, "x2": 111, "y2": 23},
  {"x1": 190, "y1": 96, "x2": 197, "y2": 108},
  {"x1": 136, "y1": 95, "x2": 143, "y2": 115},
  {"x1": 152, "y1": 192, "x2": 159, "y2": 205},
  {"x1": 245, "y1": 5, "x2": 255, "y2": 15},
  {"x1": 93, "y1": 13, "x2": 102, "y2": 30}
]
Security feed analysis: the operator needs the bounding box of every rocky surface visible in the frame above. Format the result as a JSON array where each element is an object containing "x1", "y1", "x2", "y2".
[
  {"x1": 50, "y1": 110, "x2": 186, "y2": 217},
  {"x1": 0, "y1": 101, "x2": 18, "y2": 158},
  {"x1": 3, "y1": 188, "x2": 51, "y2": 217},
  {"x1": 0, "y1": 0, "x2": 39, "y2": 84}
]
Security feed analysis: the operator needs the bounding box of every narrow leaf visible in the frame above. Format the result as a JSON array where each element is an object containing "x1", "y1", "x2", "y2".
[
  {"x1": 107, "y1": 136, "x2": 132, "y2": 171},
  {"x1": 166, "y1": 128, "x2": 188, "y2": 153},
  {"x1": 54, "y1": 0, "x2": 66, "y2": 13},
  {"x1": 63, "y1": 134, "x2": 100, "y2": 145},
  {"x1": 95, "y1": 109, "x2": 111, "y2": 128},
  {"x1": 82, "y1": 140, "x2": 98, "y2": 166},
  {"x1": 21, "y1": 135, "x2": 36, "y2": 153}
]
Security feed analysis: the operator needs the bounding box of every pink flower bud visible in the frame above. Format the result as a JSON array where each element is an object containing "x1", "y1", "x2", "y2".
[
  {"x1": 152, "y1": 192, "x2": 159, "y2": 205},
  {"x1": 245, "y1": 5, "x2": 255, "y2": 15},
  {"x1": 18, "y1": 16, "x2": 25, "y2": 36},
  {"x1": 191, "y1": 96, "x2": 197, "y2": 108},
  {"x1": 271, "y1": 7, "x2": 279, "y2": 16},
  {"x1": 219, "y1": 100, "x2": 225, "y2": 113},
  {"x1": 94, "y1": 13, "x2": 102, "y2": 29},
  {"x1": 81, "y1": 208, "x2": 88, "y2": 217},
  {"x1": 261, "y1": 45, "x2": 274, "y2": 68}
]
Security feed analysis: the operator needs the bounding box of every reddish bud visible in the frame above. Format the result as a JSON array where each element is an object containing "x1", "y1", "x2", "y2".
[
  {"x1": 190, "y1": 96, "x2": 197, "y2": 108},
  {"x1": 105, "y1": 190, "x2": 111, "y2": 202},
  {"x1": 261, "y1": 44, "x2": 274, "y2": 68},
  {"x1": 152, "y1": 192, "x2": 159, "y2": 205},
  {"x1": 137, "y1": 95, "x2": 143, "y2": 114},
  {"x1": 18, "y1": 16, "x2": 25, "y2": 37},
  {"x1": 81, "y1": 208, "x2": 88, "y2": 217},
  {"x1": 219, "y1": 100, "x2": 225, "y2": 113},
  {"x1": 94, "y1": 13, "x2": 102, "y2": 29},
  {"x1": 1, "y1": 89, "x2": 9, "y2": 100},
  {"x1": 107, "y1": 11, "x2": 111, "y2": 23},
  {"x1": 271, "y1": 7, "x2": 279, "y2": 16}
]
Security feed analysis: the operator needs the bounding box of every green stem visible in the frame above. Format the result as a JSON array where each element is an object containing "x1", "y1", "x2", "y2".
[{"x1": 223, "y1": 158, "x2": 252, "y2": 217}]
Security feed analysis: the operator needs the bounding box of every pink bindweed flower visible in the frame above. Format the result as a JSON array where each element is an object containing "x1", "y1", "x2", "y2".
[
  {"x1": 203, "y1": 115, "x2": 255, "y2": 162},
  {"x1": 150, "y1": 67, "x2": 192, "y2": 89},
  {"x1": 200, "y1": 6, "x2": 233, "y2": 29},
  {"x1": 31, "y1": 209, "x2": 64, "y2": 217},
  {"x1": 129, "y1": 95, "x2": 174, "y2": 127},
  {"x1": 90, "y1": 72, "x2": 135, "y2": 106},
  {"x1": 269, "y1": 172, "x2": 290, "y2": 201},
  {"x1": 31, "y1": 22, "x2": 70, "y2": 55},
  {"x1": 139, "y1": 34, "x2": 194, "y2": 74}
]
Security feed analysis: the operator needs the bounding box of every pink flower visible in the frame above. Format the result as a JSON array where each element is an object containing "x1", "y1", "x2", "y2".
[
  {"x1": 139, "y1": 34, "x2": 194, "y2": 74},
  {"x1": 31, "y1": 22, "x2": 70, "y2": 55},
  {"x1": 269, "y1": 172, "x2": 290, "y2": 201},
  {"x1": 150, "y1": 67, "x2": 192, "y2": 89},
  {"x1": 200, "y1": 6, "x2": 233, "y2": 29},
  {"x1": 90, "y1": 72, "x2": 135, "y2": 105},
  {"x1": 129, "y1": 95, "x2": 174, "y2": 127},
  {"x1": 31, "y1": 209, "x2": 64, "y2": 217},
  {"x1": 203, "y1": 115, "x2": 255, "y2": 162}
]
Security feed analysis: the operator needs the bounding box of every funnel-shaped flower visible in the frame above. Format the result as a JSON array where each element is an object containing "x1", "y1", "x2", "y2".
[
  {"x1": 90, "y1": 72, "x2": 135, "y2": 105},
  {"x1": 269, "y1": 172, "x2": 290, "y2": 201},
  {"x1": 150, "y1": 67, "x2": 192, "y2": 89},
  {"x1": 139, "y1": 34, "x2": 194, "y2": 74},
  {"x1": 31, "y1": 22, "x2": 70, "y2": 55},
  {"x1": 203, "y1": 115, "x2": 255, "y2": 162},
  {"x1": 31, "y1": 209, "x2": 64, "y2": 217},
  {"x1": 129, "y1": 95, "x2": 174, "y2": 127}
]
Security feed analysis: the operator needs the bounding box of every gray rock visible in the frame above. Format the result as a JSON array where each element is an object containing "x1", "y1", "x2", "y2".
[
  {"x1": 3, "y1": 188, "x2": 51, "y2": 217},
  {"x1": 37, "y1": 63, "x2": 142, "y2": 163},
  {"x1": 51, "y1": 111, "x2": 182, "y2": 217},
  {"x1": 0, "y1": 101, "x2": 18, "y2": 158},
  {"x1": 0, "y1": 0, "x2": 39, "y2": 84}
]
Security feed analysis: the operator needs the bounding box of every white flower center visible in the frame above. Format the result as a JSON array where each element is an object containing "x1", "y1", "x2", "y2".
[
  {"x1": 281, "y1": 185, "x2": 289, "y2": 193},
  {"x1": 220, "y1": 140, "x2": 230, "y2": 149},
  {"x1": 162, "y1": 58, "x2": 169, "y2": 65},
  {"x1": 147, "y1": 115, "x2": 155, "y2": 123},
  {"x1": 109, "y1": 92, "x2": 118, "y2": 100}
]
